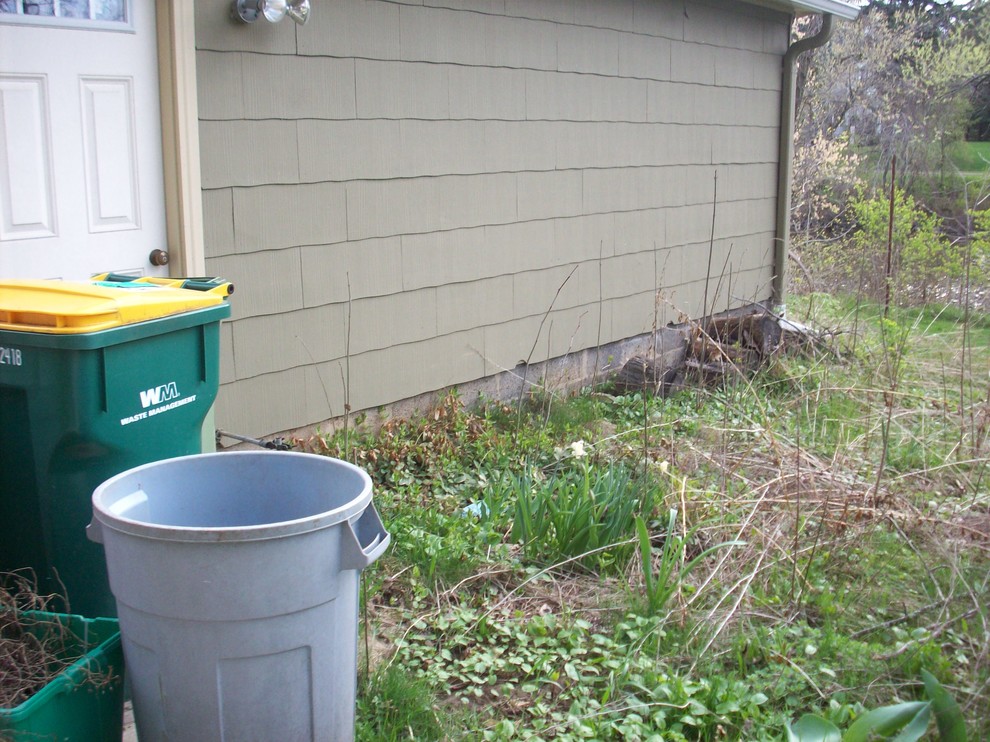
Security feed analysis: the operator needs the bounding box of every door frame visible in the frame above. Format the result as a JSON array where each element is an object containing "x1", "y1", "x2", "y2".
[{"x1": 156, "y1": 0, "x2": 204, "y2": 277}]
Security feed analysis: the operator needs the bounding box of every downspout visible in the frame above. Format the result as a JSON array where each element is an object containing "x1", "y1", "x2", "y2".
[{"x1": 773, "y1": 13, "x2": 834, "y2": 315}]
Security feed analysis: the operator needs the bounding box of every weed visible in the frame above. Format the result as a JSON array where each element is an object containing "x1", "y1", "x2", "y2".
[
  {"x1": 356, "y1": 666, "x2": 460, "y2": 741},
  {"x1": 509, "y1": 459, "x2": 658, "y2": 572},
  {"x1": 392, "y1": 606, "x2": 774, "y2": 740},
  {"x1": 635, "y1": 508, "x2": 746, "y2": 616},
  {"x1": 336, "y1": 296, "x2": 990, "y2": 738},
  {"x1": 786, "y1": 669, "x2": 966, "y2": 741}
]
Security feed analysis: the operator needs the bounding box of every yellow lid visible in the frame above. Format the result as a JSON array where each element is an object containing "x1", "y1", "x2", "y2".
[{"x1": 0, "y1": 279, "x2": 228, "y2": 334}]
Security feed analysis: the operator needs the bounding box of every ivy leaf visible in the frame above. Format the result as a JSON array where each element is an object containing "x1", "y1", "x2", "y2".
[{"x1": 716, "y1": 700, "x2": 741, "y2": 715}]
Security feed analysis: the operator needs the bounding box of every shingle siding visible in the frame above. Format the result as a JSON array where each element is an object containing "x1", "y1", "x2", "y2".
[{"x1": 198, "y1": 0, "x2": 787, "y2": 436}]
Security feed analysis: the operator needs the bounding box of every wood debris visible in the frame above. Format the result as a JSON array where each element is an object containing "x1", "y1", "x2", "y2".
[{"x1": 614, "y1": 310, "x2": 826, "y2": 394}]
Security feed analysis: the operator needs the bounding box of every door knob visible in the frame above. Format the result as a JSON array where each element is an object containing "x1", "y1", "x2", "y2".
[{"x1": 149, "y1": 249, "x2": 170, "y2": 266}]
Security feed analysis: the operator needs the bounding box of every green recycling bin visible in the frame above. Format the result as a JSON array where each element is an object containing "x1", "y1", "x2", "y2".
[{"x1": 0, "y1": 277, "x2": 231, "y2": 618}]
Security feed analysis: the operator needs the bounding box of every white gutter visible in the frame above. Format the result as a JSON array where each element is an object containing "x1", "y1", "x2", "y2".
[
  {"x1": 745, "y1": 0, "x2": 861, "y2": 21},
  {"x1": 787, "y1": 1, "x2": 860, "y2": 20}
]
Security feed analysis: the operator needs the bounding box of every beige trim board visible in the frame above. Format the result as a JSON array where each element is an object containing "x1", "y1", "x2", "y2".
[{"x1": 157, "y1": 0, "x2": 206, "y2": 276}]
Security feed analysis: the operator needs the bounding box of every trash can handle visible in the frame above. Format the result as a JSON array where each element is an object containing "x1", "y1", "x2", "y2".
[
  {"x1": 86, "y1": 518, "x2": 103, "y2": 544},
  {"x1": 340, "y1": 504, "x2": 390, "y2": 571}
]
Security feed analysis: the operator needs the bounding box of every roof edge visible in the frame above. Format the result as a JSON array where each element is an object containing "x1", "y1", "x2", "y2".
[
  {"x1": 793, "y1": 0, "x2": 861, "y2": 20},
  {"x1": 745, "y1": 0, "x2": 861, "y2": 21}
]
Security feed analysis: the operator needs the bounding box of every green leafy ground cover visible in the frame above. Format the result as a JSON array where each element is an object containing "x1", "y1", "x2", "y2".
[{"x1": 306, "y1": 297, "x2": 989, "y2": 740}]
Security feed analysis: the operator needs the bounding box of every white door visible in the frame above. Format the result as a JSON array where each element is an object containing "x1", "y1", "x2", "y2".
[{"x1": 0, "y1": 0, "x2": 168, "y2": 280}]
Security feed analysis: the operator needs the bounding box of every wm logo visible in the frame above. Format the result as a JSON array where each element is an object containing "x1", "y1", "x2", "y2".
[{"x1": 140, "y1": 382, "x2": 179, "y2": 409}]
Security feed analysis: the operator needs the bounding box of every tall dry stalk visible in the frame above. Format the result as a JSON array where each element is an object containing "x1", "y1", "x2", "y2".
[
  {"x1": 883, "y1": 155, "x2": 896, "y2": 319},
  {"x1": 344, "y1": 272, "x2": 353, "y2": 462},
  {"x1": 702, "y1": 170, "x2": 718, "y2": 319},
  {"x1": 591, "y1": 240, "x2": 604, "y2": 390},
  {"x1": 645, "y1": 244, "x2": 660, "y2": 473},
  {"x1": 790, "y1": 422, "x2": 801, "y2": 604},
  {"x1": 514, "y1": 265, "x2": 578, "y2": 442}
]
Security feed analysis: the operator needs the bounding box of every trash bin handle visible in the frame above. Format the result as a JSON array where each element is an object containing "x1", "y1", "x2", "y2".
[
  {"x1": 340, "y1": 504, "x2": 390, "y2": 571},
  {"x1": 86, "y1": 518, "x2": 103, "y2": 544}
]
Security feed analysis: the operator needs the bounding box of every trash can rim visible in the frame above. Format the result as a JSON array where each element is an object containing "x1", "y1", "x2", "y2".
[{"x1": 90, "y1": 451, "x2": 373, "y2": 543}]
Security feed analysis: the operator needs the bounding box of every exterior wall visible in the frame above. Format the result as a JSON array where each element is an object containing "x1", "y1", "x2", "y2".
[{"x1": 195, "y1": 0, "x2": 789, "y2": 437}]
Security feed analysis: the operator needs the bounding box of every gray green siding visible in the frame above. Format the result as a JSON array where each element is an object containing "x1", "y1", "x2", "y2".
[{"x1": 196, "y1": 0, "x2": 788, "y2": 437}]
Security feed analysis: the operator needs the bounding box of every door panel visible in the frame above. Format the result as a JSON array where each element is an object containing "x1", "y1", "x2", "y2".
[
  {"x1": 80, "y1": 76, "x2": 141, "y2": 232},
  {"x1": 0, "y1": 75, "x2": 57, "y2": 241},
  {"x1": 0, "y1": 0, "x2": 167, "y2": 280}
]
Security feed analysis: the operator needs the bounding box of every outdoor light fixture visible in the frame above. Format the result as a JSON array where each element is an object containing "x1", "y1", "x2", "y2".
[{"x1": 233, "y1": 0, "x2": 310, "y2": 25}]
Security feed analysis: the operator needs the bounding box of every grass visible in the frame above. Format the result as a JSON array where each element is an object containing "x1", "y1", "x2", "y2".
[
  {"x1": 303, "y1": 295, "x2": 990, "y2": 740},
  {"x1": 852, "y1": 140, "x2": 990, "y2": 177},
  {"x1": 949, "y1": 140, "x2": 990, "y2": 176}
]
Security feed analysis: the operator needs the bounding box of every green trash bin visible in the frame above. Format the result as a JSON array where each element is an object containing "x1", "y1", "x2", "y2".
[{"x1": 0, "y1": 277, "x2": 231, "y2": 618}]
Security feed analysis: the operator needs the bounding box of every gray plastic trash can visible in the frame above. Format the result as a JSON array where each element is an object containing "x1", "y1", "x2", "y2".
[{"x1": 87, "y1": 451, "x2": 389, "y2": 742}]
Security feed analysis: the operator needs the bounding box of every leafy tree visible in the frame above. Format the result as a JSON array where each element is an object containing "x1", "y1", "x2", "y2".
[
  {"x1": 795, "y1": 4, "x2": 989, "y2": 193},
  {"x1": 968, "y1": 208, "x2": 990, "y2": 293},
  {"x1": 958, "y1": 2, "x2": 990, "y2": 139},
  {"x1": 906, "y1": 14, "x2": 990, "y2": 183},
  {"x1": 852, "y1": 187, "x2": 954, "y2": 304},
  {"x1": 866, "y1": 0, "x2": 968, "y2": 41},
  {"x1": 791, "y1": 133, "x2": 861, "y2": 240},
  {"x1": 807, "y1": 186, "x2": 955, "y2": 305}
]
